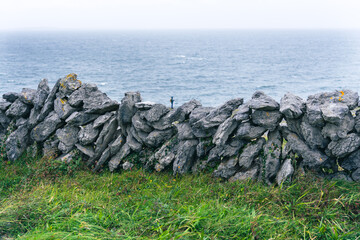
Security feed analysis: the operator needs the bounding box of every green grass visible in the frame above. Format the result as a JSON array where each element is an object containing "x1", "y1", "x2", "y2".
[{"x1": 0, "y1": 152, "x2": 360, "y2": 239}]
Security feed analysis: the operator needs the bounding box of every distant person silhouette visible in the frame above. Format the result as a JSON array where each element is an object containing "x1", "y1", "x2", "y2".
[{"x1": 170, "y1": 96, "x2": 174, "y2": 109}]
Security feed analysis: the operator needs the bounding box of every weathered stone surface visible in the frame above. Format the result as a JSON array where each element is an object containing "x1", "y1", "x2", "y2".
[
  {"x1": 280, "y1": 93, "x2": 305, "y2": 119},
  {"x1": 19, "y1": 88, "x2": 36, "y2": 105},
  {"x1": 306, "y1": 104, "x2": 325, "y2": 127},
  {"x1": 128, "y1": 126, "x2": 148, "y2": 144},
  {"x1": 175, "y1": 99, "x2": 202, "y2": 118},
  {"x1": 238, "y1": 138, "x2": 265, "y2": 170},
  {"x1": 235, "y1": 121, "x2": 267, "y2": 140},
  {"x1": 213, "y1": 156, "x2": 239, "y2": 179},
  {"x1": 248, "y1": 91, "x2": 279, "y2": 110},
  {"x1": 31, "y1": 111, "x2": 63, "y2": 142},
  {"x1": 118, "y1": 91, "x2": 142, "y2": 125},
  {"x1": 212, "y1": 117, "x2": 238, "y2": 146},
  {"x1": 55, "y1": 149, "x2": 78, "y2": 163},
  {"x1": 93, "y1": 112, "x2": 114, "y2": 129},
  {"x1": 132, "y1": 112, "x2": 153, "y2": 133},
  {"x1": 37, "y1": 78, "x2": 61, "y2": 122},
  {"x1": 5, "y1": 126, "x2": 30, "y2": 161},
  {"x1": 351, "y1": 168, "x2": 360, "y2": 181},
  {"x1": 150, "y1": 109, "x2": 185, "y2": 131},
  {"x1": 123, "y1": 161, "x2": 134, "y2": 170},
  {"x1": 33, "y1": 78, "x2": 50, "y2": 110},
  {"x1": 139, "y1": 104, "x2": 169, "y2": 122},
  {"x1": 327, "y1": 133, "x2": 360, "y2": 158},
  {"x1": 263, "y1": 129, "x2": 282, "y2": 184},
  {"x1": 78, "y1": 124, "x2": 99, "y2": 145},
  {"x1": 229, "y1": 166, "x2": 259, "y2": 182},
  {"x1": 354, "y1": 110, "x2": 360, "y2": 133},
  {"x1": 321, "y1": 103, "x2": 349, "y2": 125},
  {"x1": 6, "y1": 99, "x2": 30, "y2": 118},
  {"x1": 75, "y1": 143, "x2": 95, "y2": 158},
  {"x1": 153, "y1": 137, "x2": 180, "y2": 172},
  {"x1": 68, "y1": 83, "x2": 96, "y2": 107},
  {"x1": 126, "y1": 132, "x2": 142, "y2": 152},
  {"x1": 341, "y1": 149, "x2": 360, "y2": 171},
  {"x1": 93, "y1": 147, "x2": 112, "y2": 171},
  {"x1": 54, "y1": 97, "x2": 76, "y2": 120},
  {"x1": 208, "y1": 138, "x2": 247, "y2": 163},
  {"x1": 275, "y1": 158, "x2": 294, "y2": 185},
  {"x1": 196, "y1": 138, "x2": 214, "y2": 158},
  {"x1": 0, "y1": 110, "x2": 10, "y2": 129},
  {"x1": 109, "y1": 143, "x2": 131, "y2": 171},
  {"x1": 65, "y1": 112, "x2": 99, "y2": 126},
  {"x1": 328, "y1": 172, "x2": 353, "y2": 182},
  {"x1": 281, "y1": 127, "x2": 328, "y2": 167},
  {"x1": 300, "y1": 116, "x2": 328, "y2": 149},
  {"x1": 251, "y1": 110, "x2": 282, "y2": 131},
  {"x1": 27, "y1": 108, "x2": 40, "y2": 128},
  {"x1": 321, "y1": 112, "x2": 355, "y2": 141},
  {"x1": 58, "y1": 73, "x2": 82, "y2": 97},
  {"x1": 189, "y1": 107, "x2": 213, "y2": 126},
  {"x1": 15, "y1": 118, "x2": 27, "y2": 127},
  {"x1": 134, "y1": 101, "x2": 156, "y2": 110},
  {"x1": 56, "y1": 125, "x2": 79, "y2": 153},
  {"x1": 176, "y1": 122, "x2": 195, "y2": 140},
  {"x1": 173, "y1": 139, "x2": 198, "y2": 175},
  {"x1": 0, "y1": 101, "x2": 11, "y2": 111},
  {"x1": 42, "y1": 136, "x2": 60, "y2": 158},
  {"x1": 109, "y1": 134, "x2": 125, "y2": 156},
  {"x1": 3, "y1": 92, "x2": 20, "y2": 103},
  {"x1": 233, "y1": 104, "x2": 251, "y2": 122},
  {"x1": 144, "y1": 128, "x2": 174, "y2": 148},
  {"x1": 307, "y1": 90, "x2": 359, "y2": 110}
]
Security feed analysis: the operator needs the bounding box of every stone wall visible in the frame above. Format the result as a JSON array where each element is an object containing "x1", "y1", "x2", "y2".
[{"x1": 1, "y1": 74, "x2": 360, "y2": 184}]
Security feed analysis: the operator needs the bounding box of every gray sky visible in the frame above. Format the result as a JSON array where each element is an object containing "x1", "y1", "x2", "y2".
[{"x1": 1, "y1": 0, "x2": 360, "y2": 30}]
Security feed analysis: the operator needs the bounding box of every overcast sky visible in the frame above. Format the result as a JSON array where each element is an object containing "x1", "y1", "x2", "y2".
[{"x1": 1, "y1": 0, "x2": 360, "y2": 30}]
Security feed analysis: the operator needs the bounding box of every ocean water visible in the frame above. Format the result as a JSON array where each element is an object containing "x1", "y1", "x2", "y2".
[{"x1": 0, "y1": 30, "x2": 360, "y2": 107}]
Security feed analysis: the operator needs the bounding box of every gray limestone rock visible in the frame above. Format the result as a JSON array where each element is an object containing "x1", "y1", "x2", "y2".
[
  {"x1": 238, "y1": 138, "x2": 265, "y2": 170},
  {"x1": 154, "y1": 137, "x2": 180, "y2": 172},
  {"x1": 132, "y1": 112, "x2": 153, "y2": 133},
  {"x1": 68, "y1": 83, "x2": 97, "y2": 107},
  {"x1": 15, "y1": 118, "x2": 27, "y2": 127},
  {"x1": 300, "y1": 116, "x2": 329, "y2": 149},
  {"x1": 134, "y1": 101, "x2": 156, "y2": 110},
  {"x1": 33, "y1": 78, "x2": 50, "y2": 110},
  {"x1": 281, "y1": 127, "x2": 328, "y2": 167},
  {"x1": 19, "y1": 88, "x2": 37, "y2": 105},
  {"x1": 128, "y1": 126, "x2": 148, "y2": 144},
  {"x1": 54, "y1": 97, "x2": 76, "y2": 120},
  {"x1": 144, "y1": 128, "x2": 175, "y2": 148},
  {"x1": 75, "y1": 143, "x2": 95, "y2": 158},
  {"x1": 321, "y1": 112, "x2": 355, "y2": 141},
  {"x1": 109, "y1": 143, "x2": 131, "y2": 171},
  {"x1": 6, "y1": 99, "x2": 30, "y2": 118},
  {"x1": 280, "y1": 93, "x2": 305, "y2": 119},
  {"x1": 42, "y1": 136, "x2": 60, "y2": 158},
  {"x1": 307, "y1": 90, "x2": 358, "y2": 110},
  {"x1": 27, "y1": 108, "x2": 41, "y2": 128},
  {"x1": 31, "y1": 111, "x2": 63, "y2": 142},
  {"x1": 55, "y1": 149, "x2": 78, "y2": 163},
  {"x1": 208, "y1": 138, "x2": 247, "y2": 163},
  {"x1": 56, "y1": 125, "x2": 79, "y2": 153},
  {"x1": 58, "y1": 73, "x2": 82, "y2": 97},
  {"x1": 176, "y1": 122, "x2": 196, "y2": 140},
  {"x1": 341, "y1": 149, "x2": 360, "y2": 171},
  {"x1": 123, "y1": 161, "x2": 134, "y2": 171},
  {"x1": 118, "y1": 91, "x2": 142, "y2": 125},
  {"x1": 0, "y1": 110, "x2": 10, "y2": 129},
  {"x1": 327, "y1": 133, "x2": 360, "y2": 158},
  {"x1": 150, "y1": 109, "x2": 185, "y2": 131},
  {"x1": 275, "y1": 158, "x2": 294, "y2": 186},
  {"x1": 306, "y1": 104, "x2": 325, "y2": 127},
  {"x1": 354, "y1": 110, "x2": 360, "y2": 133},
  {"x1": 126, "y1": 132, "x2": 143, "y2": 152},
  {"x1": 351, "y1": 168, "x2": 360, "y2": 181},
  {"x1": 213, "y1": 156, "x2": 239, "y2": 179},
  {"x1": 196, "y1": 138, "x2": 214, "y2": 158},
  {"x1": 235, "y1": 121, "x2": 267, "y2": 140},
  {"x1": 78, "y1": 124, "x2": 99, "y2": 145},
  {"x1": 93, "y1": 112, "x2": 114, "y2": 129},
  {"x1": 321, "y1": 103, "x2": 349, "y2": 125},
  {"x1": 212, "y1": 117, "x2": 238, "y2": 146},
  {"x1": 233, "y1": 104, "x2": 251, "y2": 122},
  {"x1": 189, "y1": 107, "x2": 213, "y2": 126},
  {"x1": 0, "y1": 101, "x2": 11, "y2": 111},
  {"x1": 263, "y1": 129, "x2": 282, "y2": 184},
  {"x1": 37, "y1": 78, "x2": 61, "y2": 122},
  {"x1": 93, "y1": 147, "x2": 111, "y2": 171},
  {"x1": 251, "y1": 110, "x2": 282, "y2": 131},
  {"x1": 139, "y1": 103, "x2": 169, "y2": 122},
  {"x1": 65, "y1": 112, "x2": 99, "y2": 126},
  {"x1": 176, "y1": 99, "x2": 202, "y2": 118},
  {"x1": 173, "y1": 139, "x2": 198, "y2": 175},
  {"x1": 2, "y1": 92, "x2": 20, "y2": 103},
  {"x1": 5, "y1": 125, "x2": 30, "y2": 161},
  {"x1": 229, "y1": 166, "x2": 259, "y2": 182},
  {"x1": 328, "y1": 172, "x2": 353, "y2": 182},
  {"x1": 109, "y1": 134, "x2": 125, "y2": 156},
  {"x1": 248, "y1": 91, "x2": 279, "y2": 110}
]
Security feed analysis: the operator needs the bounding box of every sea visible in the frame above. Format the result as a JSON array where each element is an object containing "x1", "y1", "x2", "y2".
[{"x1": 0, "y1": 30, "x2": 360, "y2": 107}]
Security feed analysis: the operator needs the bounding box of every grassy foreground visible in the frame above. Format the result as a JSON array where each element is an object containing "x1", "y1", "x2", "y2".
[{"x1": 0, "y1": 153, "x2": 359, "y2": 240}]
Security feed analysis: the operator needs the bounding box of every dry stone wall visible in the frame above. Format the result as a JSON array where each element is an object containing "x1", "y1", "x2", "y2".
[{"x1": 1, "y1": 74, "x2": 360, "y2": 184}]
